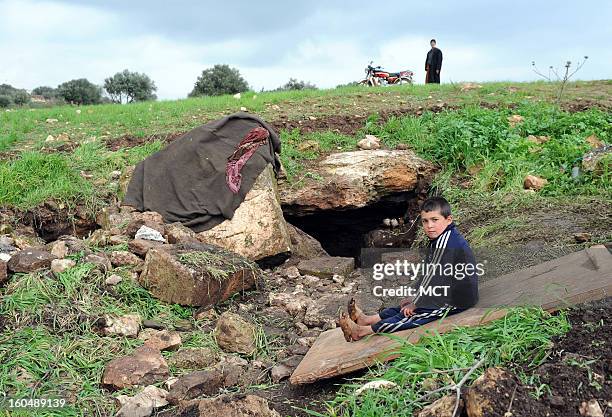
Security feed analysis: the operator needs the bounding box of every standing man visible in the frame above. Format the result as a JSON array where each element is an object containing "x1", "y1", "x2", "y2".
[{"x1": 425, "y1": 39, "x2": 443, "y2": 84}]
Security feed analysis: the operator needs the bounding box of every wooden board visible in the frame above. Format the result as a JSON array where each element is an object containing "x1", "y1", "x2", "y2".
[{"x1": 290, "y1": 246, "x2": 612, "y2": 384}]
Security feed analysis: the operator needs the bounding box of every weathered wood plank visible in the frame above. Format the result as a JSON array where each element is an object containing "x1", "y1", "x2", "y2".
[{"x1": 290, "y1": 247, "x2": 611, "y2": 385}]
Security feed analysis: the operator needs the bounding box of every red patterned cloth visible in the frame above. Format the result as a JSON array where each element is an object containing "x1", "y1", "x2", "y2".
[{"x1": 226, "y1": 127, "x2": 270, "y2": 193}]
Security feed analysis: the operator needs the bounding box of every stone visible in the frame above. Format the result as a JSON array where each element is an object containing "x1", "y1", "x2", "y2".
[
  {"x1": 526, "y1": 135, "x2": 550, "y2": 145},
  {"x1": 7, "y1": 249, "x2": 56, "y2": 273},
  {"x1": 105, "y1": 274, "x2": 123, "y2": 285},
  {"x1": 465, "y1": 367, "x2": 515, "y2": 417},
  {"x1": 285, "y1": 223, "x2": 328, "y2": 259},
  {"x1": 279, "y1": 150, "x2": 436, "y2": 216},
  {"x1": 284, "y1": 266, "x2": 300, "y2": 279},
  {"x1": 50, "y1": 258, "x2": 76, "y2": 274},
  {"x1": 585, "y1": 134, "x2": 604, "y2": 149},
  {"x1": 110, "y1": 170, "x2": 122, "y2": 180},
  {"x1": 582, "y1": 146, "x2": 611, "y2": 175},
  {"x1": 460, "y1": 82, "x2": 482, "y2": 92},
  {"x1": 194, "y1": 308, "x2": 217, "y2": 321},
  {"x1": 166, "y1": 369, "x2": 225, "y2": 404},
  {"x1": 579, "y1": 399, "x2": 603, "y2": 417},
  {"x1": 507, "y1": 114, "x2": 524, "y2": 126},
  {"x1": 357, "y1": 134, "x2": 381, "y2": 150},
  {"x1": 271, "y1": 355, "x2": 303, "y2": 383},
  {"x1": 297, "y1": 256, "x2": 355, "y2": 279},
  {"x1": 297, "y1": 140, "x2": 321, "y2": 153},
  {"x1": 102, "y1": 345, "x2": 169, "y2": 389},
  {"x1": 0, "y1": 260, "x2": 7, "y2": 285},
  {"x1": 144, "y1": 330, "x2": 181, "y2": 351},
  {"x1": 215, "y1": 312, "x2": 256, "y2": 355},
  {"x1": 168, "y1": 348, "x2": 218, "y2": 370},
  {"x1": 116, "y1": 385, "x2": 168, "y2": 417},
  {"x1": 102, "y1": 314, "x2": 141, "y2": 337},
  {"x1": 574, "y1": 232, "x2": 592, "y2": 243},
  {"x1": 523, "y1": 175, "x2": 548, "y2": 191},
  {"x1": 88, "y1": 229, "x2": 111, "y2": 247},
  {"x1": 417, "y1": 394, "x2": 462, "y2": 417},
  {"x1": 135, "y1": 225, "x2": 166, "y2": 242},
  {"x1": 165, "y1": 223, "x2": 198, "y2": 244},
  {"x1": 128, "y1": 239, "x2": 164, "y2": 257},
  {"x1": 110, "y1": 251, "x2": 144, "y2": 268},
  {"x1": 183, "y1": 394, "x2": 280, "y2": 417},
  {"x1": 142, "y1": 320, "x2": 164, "y2": 330},
  {"x1": 49, "y1": 240, "x2": 68, "y2": 258},
  {"x1": 174, "y1": 319, "x2": 194, "y2": 332},
  {"x1": 138, "y1": 243, "x2": 260, "y2": 308},
  {"x1": 84, "y1": 253, "x2": 112, "y2": 272},
  {"x1": 126, "y1": 212, "x2": 165, "y2": 238},
  {"x1": 197, "y1": 165, "x2": 292, "y2": 263}
]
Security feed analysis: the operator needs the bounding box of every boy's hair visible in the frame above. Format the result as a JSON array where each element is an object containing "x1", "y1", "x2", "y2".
[
  {"x1": 420, "y1": 196, "x2": 451, "y2": 218},
  {"x1": 430, "y1": 39, "x2": 436, "y2": 44}
]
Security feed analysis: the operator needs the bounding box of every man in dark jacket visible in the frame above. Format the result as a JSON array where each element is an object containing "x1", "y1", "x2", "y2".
[{"x1": 425, "y1": 39, "x2": 443, "y2": 84}]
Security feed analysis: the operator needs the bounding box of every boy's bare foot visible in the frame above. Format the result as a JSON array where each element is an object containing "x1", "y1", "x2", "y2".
[
  {"x1": 348, "y1": 297, "x2": 364, "y2": 323},
  {"x1": 337, "y1": 312, "x2": 353, "y2": 342}
]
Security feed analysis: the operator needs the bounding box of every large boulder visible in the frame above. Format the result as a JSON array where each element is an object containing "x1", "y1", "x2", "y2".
[
  {"x1": 197, "y1": 165, "x2": 292, "y2": 263},
  {"x1": 279, "y1": 150, "x2": 436, "y2": 215},
  {"x1": 102, "y1": 346, "x2": 169, "y2": 390},
  {"x1": 138, "y1": 243, "x2": 260, "y2": 307}
]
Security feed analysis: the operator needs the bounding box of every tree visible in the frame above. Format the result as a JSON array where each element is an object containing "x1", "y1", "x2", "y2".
[
  {"x1": 0, "y1": 95, "x2": 11, "y2": 108},
  {"x1": 276, "y1": 78, "x2": 317, "y2": 91},
  {"x1": 189, "y1": 64, "x2": 249, "y2": 97},
  {"x1": 12, "y1": 90, "x2": 30, "y2": 106},
  {"x1": 57, "y1": 78, "x2": 102, "y2": 105},
  {"x1": 104, "y1": 69, "x2": 157, "y2": 103},
  {"x1": 32, "y1": 86, "x2": 59, "y2": 99}
]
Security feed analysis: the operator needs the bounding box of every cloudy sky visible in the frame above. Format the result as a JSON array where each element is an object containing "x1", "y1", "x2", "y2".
[{"x1": 1, "y1": 0, "x2": 610, "y2": 100}]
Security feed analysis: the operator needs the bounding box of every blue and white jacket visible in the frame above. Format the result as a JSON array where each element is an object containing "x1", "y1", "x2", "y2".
[{"x1": 412, "y1": 223, "x2": 479, "y2": 309}]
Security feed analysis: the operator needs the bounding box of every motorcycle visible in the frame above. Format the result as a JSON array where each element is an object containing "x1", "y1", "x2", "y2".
[{"x1": 359, "y1": 61, "x2": 414, "y2": 86}]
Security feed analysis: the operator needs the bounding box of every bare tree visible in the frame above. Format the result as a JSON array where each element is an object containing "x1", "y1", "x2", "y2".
[{"x1": 531, "y1": 56, "x2": 588, "y2": 105}]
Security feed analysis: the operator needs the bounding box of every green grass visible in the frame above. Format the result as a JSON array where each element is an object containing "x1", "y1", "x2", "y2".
[{"x1": 314, "y1": 308, "x2": 570, "y2": 417}]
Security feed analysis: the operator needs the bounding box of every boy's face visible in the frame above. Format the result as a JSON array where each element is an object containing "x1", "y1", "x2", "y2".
[{"x1": 421, "y1": 209, "x2": 452, "y2": 239}]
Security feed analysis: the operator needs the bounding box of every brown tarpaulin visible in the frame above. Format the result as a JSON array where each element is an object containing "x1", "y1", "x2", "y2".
[{"x1": 123, "y1": 112, "x2": 281, "y2": 232}]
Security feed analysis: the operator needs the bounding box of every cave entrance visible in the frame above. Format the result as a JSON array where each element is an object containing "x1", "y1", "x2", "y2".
[{"x1": 284, "y1": 192, "x2": 421, "y2": 265}]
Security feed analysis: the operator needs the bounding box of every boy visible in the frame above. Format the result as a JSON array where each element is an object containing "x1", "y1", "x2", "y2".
[{"x1": 338, "y1": 196, "x2": 479, "y2": 342}]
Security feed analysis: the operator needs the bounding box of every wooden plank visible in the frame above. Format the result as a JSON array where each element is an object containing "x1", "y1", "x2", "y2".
[{"x1": 290, "y1": 247, "x2": 612, "y2": 385}]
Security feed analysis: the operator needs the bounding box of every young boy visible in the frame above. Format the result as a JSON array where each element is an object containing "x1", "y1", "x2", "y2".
[{"x1": 339, "y1": 196, "x2": 479, "y2": 342}]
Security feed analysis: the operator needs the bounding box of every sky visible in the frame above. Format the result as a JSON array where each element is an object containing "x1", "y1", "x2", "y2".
[{"x1": 1, "y1": 0, "x2": 610, "y2": 100}]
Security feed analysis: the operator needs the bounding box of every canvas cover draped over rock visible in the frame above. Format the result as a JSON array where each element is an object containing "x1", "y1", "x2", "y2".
[{"x1": 123, "y1": 112, "x2": 281, "y2": 232}]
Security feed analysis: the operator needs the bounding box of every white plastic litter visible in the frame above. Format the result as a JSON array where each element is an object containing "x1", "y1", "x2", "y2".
[{"x1": 134, "y1": 225, "x2": 166, "y2": 242}]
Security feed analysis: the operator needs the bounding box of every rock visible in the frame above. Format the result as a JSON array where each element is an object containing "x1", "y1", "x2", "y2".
[
  {"x1": 138, "y1": 243, "x2": 260, "y2": 308},
  {"x1": 110, "y1": 170, "x2": 122, "y2": 180},
  {"x1": 102, "y1": 345, "x2": 169, "y2": 389},
  {"x1": 297, "y1": 256, "x2": 354, "y2": 279},
  {"x1": 49, "y1": 240, "x2": 68, "y2": 258},
  {"x1": 0, "y1": 260, "x2": 7, "y2": 285},
  {"x1": 105, "y1": 274, "x2": 123, "y2": 285},
  {"x1": 233, "y1": 93, "x2": 241, "y2": 99},
  {"x1": 507, "y1": 114, "x2": 524, "y2": 127},
  {"x1": 417, "y1": 394, "x2": 462, "y2": 417},
  {"x1": 465, "y1": 367, "x2": 516, "y2": 417},
  {"x1": 357, "y1": 135, "x2": 381, "y2": 150},
  {"x1": 110, "y1": 251, "x2": 144, "y2": 268},
  {"x1": 354, "y1": 380, "x2": 397, "y2": 396},
  {"x1": 166, "y1": 369, "x2": 225, "y2": 404},
  {"x1": 579, "y1": 399, "x2": 603, "y2": 417},
  {"x1": 116, "y1": 385, "x2": 168, "y2": 417},
  {"x1": 215, "y1": 312, "x2": 256, "y2": 355},
  {"x1": 174, "y1": 319, "x2": 194, "y2": 332},
  {"x1": 144, "y1": 330, "x2": 181, "y2": 351},
  {"x1": 168, "y1": 348, "x2": 218, "y2": 370},
  {"x1": 585, "y1": 134, "x2": 604, "y2": 149},
  {"x1": 126, "y1": 212, "x2": 165, "y2": 238},
  {"x1": 297, "y1": 140, "x2": 321, "y2": 153},
  {"x1": 46, "y1": 118, "x2": 58, "y2": 123},
  {"x1": 129, "y1": 239, "x2": 165, "y2": 257},
  {"x1": 165, "y1": 223, "x2": 198, "y2": 244},
  {"x1": 271, "y1": 355, "x2": 303, "y2": 383},
  {"x1": 523, "y1": 175, "x2": 548, "y2": 191},
  {"x1": 279, "y1": 150, "x2": 436, "y2": 215},
  {"x1": 182, "y1": 394, "x2": 280, "y2": 417},
  {"x1": 549, "y1": 395, "x2": 565, "y2": 408},
  {"x1": 197, "y1": 165, "x2": 292, "y2": 263},
  {"x1": 88, "y1": 229, "x2": 111, "y2": 247},
  {"x1": 285, "y1": 224, "x2": 328, "y2": 259},
  {"x1": 142, "y1": 320, "x2": 164, "y2": 330},
  {"x1": 582, "y1": 145, "x2": 611, "y2": 175},
  {"x1": 527, "y1": 135, "x2": 550, "y2": 145},
  {"x1": 135, "y1": 225, "x2": 166, "y2": 242},
  {"x1": 103, "y1": 314, "x2": 141, "y2": 337},
  {"x1": 574, "y1": 232, "x2": 592, "y2": 243},
  {"x1": 50, "y1": 258, "x2": 76, "y2": 274},
  {"x1": 460, "y1": 82, "x2": 482, "y2": 92},
  {"x1": 45, "y1": 135, "x2": 55, "y2": 142},
  {"x1": 7, "y1": 250, "x2": 56, "y2": 273},
  {"x1": 268, "y1": 292, "x2": 313, "y2": 318},
  {"x1": 84, "y1": 253, "x2": 112, "y2": 271},
  {"x1": 194, "y1": 308, "x2": 217, "y2": 321},
  {"x1": 284, "y1": 266, "x2": 300, "y2": 279}
]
